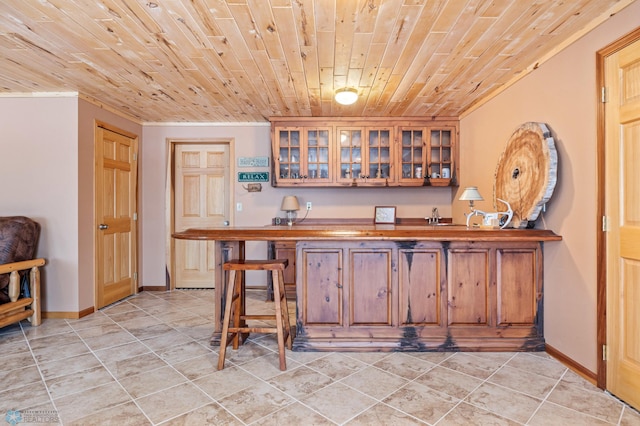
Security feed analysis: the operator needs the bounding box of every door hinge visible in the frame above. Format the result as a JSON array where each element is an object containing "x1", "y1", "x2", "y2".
[
  {"x1": 601, "y1": 87, "x2": 608, "y2": 103},
  {"x1": 133, "y1": 272, "x2": 138, "y2": 281},
  {"x1": 133, "y1": 212, "x2": 138, "y2": 221},
  {"x1": 133, "y1": 153, "x2": 138, "y2": 161},
  {"x1": 602, "y1": 344, "x2": 607, "y2": 361},
  {"x1": 602, "y1": 215, "x2": 610, "y2": 232}
]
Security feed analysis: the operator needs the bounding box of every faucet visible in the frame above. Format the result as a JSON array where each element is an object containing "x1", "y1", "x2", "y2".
[{"x1": 428, "y1": 207, "x2": 440, "y2": 224}]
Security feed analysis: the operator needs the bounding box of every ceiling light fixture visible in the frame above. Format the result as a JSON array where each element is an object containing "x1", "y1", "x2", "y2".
[{"x1": 334, "y1": 88, "x2": 358, "y2": 105}]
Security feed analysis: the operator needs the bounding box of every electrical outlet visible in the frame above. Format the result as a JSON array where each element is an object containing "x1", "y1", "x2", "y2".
[{"x1": 306, "y1": 201, "x2": 312, "y2": 210}]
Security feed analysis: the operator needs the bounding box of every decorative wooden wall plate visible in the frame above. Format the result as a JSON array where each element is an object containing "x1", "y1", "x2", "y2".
[{"x1": 494, "y1": 122, "x2": 558, "y2": 228}]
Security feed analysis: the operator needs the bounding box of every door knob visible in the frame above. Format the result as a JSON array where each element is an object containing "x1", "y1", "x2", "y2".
[{"x1": 99, "y1": 224, "x2": 109, "y2": 230}]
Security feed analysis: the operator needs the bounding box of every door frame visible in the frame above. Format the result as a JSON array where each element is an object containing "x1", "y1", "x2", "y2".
[
  {"x1": 94, "y1": 121, "x2": 139, "y2": 309},
  {"x1": 165, "y1": 138, "x2": 235, "y2": 290},
  {"x1": 596, "y1": 27, "x2": 640, "y2": 389}
]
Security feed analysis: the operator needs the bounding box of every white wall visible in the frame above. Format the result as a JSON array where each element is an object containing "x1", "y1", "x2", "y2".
[
  {"x1": 0, "y1": 96, "x2": 79, "y2": 312},
  {"x1": 141, "y1": 124, "x2": 455, "y2": 287},
  {"x1": 457, "y1": 1, "x2": 640, "y2": 372}
]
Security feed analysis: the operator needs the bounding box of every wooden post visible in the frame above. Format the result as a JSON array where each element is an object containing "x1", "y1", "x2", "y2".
[
  {"x1": 8, "y1": 270, "x2": 20, "y2": 302},
  {"x1": 30, "y1": 266, "x2": 41, "y2": 326}
]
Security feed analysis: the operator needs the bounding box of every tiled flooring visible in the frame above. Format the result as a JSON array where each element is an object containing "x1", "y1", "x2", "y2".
[{"x1": 1, "y1": 290, "x2": 639, "y2": 425}]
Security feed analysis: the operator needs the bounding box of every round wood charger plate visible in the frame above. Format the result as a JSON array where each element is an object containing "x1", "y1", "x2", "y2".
[{"x1": 494, "y1": 122, "x2": 558, "y2": 228}]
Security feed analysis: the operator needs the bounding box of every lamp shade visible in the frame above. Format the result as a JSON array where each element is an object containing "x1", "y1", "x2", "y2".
[
  {"x1": 459, "y1": 186, "x2": 484, "y2": 201},
  {"x1": 335, "y1": 88, "x2": 358, "y2": 105},
  {"x1": 280, "y1": 195, "x2": 300, "y2": 212}
]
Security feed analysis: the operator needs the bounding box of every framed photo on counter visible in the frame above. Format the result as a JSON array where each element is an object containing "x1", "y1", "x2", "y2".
[{"x1": 374, "y1": 206, "x2": 396, "y2": 224}]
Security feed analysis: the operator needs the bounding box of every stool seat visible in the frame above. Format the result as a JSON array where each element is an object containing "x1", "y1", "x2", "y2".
[
  {"x1": 218, "y1": 258, "x2": 292, "y2": 371},
  {"x1": 224, "y1": 259, "x2": 287, "y2": 271}
]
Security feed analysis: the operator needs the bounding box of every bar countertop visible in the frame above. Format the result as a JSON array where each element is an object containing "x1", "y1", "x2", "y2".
[{"x1": 172, "y1": 225, "x2": 562, "y2": 242}]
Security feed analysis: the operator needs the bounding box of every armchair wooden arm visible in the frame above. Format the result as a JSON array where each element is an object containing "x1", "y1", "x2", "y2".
[{"x1": 0, "y1": 258, "x2": 45, "y2": 328}]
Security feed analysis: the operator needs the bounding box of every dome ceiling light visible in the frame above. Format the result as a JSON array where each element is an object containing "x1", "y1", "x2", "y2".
[{"x1": 334, "y1": 88, "x2": 358, "y2": 105}]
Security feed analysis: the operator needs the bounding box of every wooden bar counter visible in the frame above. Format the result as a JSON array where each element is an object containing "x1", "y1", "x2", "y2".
[{"x1": 173, "y1": 225, "x2": 561, "y2": 352}]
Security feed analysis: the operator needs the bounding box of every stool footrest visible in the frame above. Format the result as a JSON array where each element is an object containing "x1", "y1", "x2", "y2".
[
  {"x1": 241, "y1": 314, "x2": 278, "y2": 321},
  {"x1": 228, "y1": 327, "x2": 284, "y2": 334}
]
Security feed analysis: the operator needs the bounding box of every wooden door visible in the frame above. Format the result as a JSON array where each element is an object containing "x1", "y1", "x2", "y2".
[
  {"x1": 605, "y1": 38, "x2": 640, "y2": 410},
  {"x1": 95, "y1": 125, "x2": 138, "y2": 309},
  {"x1": 174, "y1": 143, "x2": 230, "y2": 289}
]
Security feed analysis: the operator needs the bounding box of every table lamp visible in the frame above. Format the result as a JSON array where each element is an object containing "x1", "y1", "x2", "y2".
[
  {"x1": 281, "y1": 195, "x2": 300, "y2": 226},
  {"x1": 459, "y1": 186, "x2": 483, "y2": 225}
]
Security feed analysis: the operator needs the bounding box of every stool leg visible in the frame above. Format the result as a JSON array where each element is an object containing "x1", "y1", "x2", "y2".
[
  {"x1": 278, "y1": 269, "x2": 292, "y2": 350},
  {"x1": 231, "y1": 269, "x2": 243, "y2": 350},
  {"x1": 218, "y1": 269, "x2": 237, "y2": 370},
  {"x1": 272, "y1": 269, "x2": 287, "y2": 371}
]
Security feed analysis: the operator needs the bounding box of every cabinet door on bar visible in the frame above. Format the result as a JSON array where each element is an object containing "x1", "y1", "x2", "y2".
[
  {"x1": 398, "y1": 247, "x2": 443, "y2": 325},
  {"x1": 300, "y1": 248, "x2": 343, "y2": 326},
  {"x1": 348, "y1": 248, "x2": 392, "y2": 326},
  {"x1": 447, "y1": 249, "x2": 490, "y2": 326},
  {"x1": 496, "y1": 248, "x2": 539, "y2": 326}
]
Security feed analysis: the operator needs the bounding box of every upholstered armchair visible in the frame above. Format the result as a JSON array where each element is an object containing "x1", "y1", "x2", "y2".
[{"x1": 0, "y1": 216, "x2": 44, "y2": 328}]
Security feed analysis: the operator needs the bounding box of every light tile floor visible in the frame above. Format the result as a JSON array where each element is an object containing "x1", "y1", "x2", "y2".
[{"x1": 1, "y1": 289, "x2": 639, "y2": 425}]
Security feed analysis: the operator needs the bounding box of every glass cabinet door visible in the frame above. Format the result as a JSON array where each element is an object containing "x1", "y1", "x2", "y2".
[
  {"x1": 277, "y1": 128, "x2": 301, "y2": 180},
  {"x1": 399, "y1": 128, "x2": 426, "y2": 183},
  {"x1": 429, "y1": 129, "x2": 453, "y2": 180},
  {"x1": 337, "y1": 128, "x2": 362, "y2": 181},
  {"x1": 366, "y1": 128, "x2": 392, "y2": 181},
  {"x1": 306, "y1": 129, "x2": 331, "y2": 182}
]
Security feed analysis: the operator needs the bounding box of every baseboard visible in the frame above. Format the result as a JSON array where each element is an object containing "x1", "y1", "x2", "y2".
[
  {"x1": 140, "y1": 286, "x2": 168, "y2": 291},
  {"x1": 42, "y1": 306, "x2": 94, "y2": 319},
  {"x1": 546, "y1": 344, "x2": 597, "y2": 385}
]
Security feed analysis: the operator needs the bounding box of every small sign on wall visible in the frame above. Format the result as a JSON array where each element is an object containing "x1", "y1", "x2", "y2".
[
  {"x1": 238, "y1": 156, "x2": 269, "y2": 167},
  {"x1": 238, "y1": 172, "x2": 269, "y2": 182}
]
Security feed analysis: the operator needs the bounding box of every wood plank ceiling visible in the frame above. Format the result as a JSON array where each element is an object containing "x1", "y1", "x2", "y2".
[{"x1": 0, "y1": 0, "x2": 634, "y2": 123}]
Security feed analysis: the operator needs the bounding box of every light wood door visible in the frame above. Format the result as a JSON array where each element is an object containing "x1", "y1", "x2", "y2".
[
  {"x1": 605, "y1": 38, "x2": 640, "y2": 410},
  {"x1": 95, "y1": 126, "x2": 138, "y2": 309},
  {"x1": 174, "y1": 143, "x2": 230, "y2": 288}
]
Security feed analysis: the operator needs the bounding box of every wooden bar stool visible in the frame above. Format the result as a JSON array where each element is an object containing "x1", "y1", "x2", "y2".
[{"x1": 218, "y1": 259, "x2": 292, "y2": 371}]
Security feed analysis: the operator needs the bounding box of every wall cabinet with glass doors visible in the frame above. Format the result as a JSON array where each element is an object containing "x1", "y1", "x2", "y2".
[
  {"x1": 271, "y1": 118, "x2": 458, "y2": 187},
  {"x1": 273, "y1": 126, "x2": 332, "y2": 186},
  {"x1": 336, "y1": 126, "x2": 393, "y2": 186}
]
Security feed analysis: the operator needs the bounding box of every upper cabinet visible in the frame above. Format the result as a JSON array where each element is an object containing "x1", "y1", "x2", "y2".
[
  {"x1": 274, "y1": 126, "x2": 332, "y2": 186},
  {"x1": 271, "y1": 117, "x2": 458, "y2": 188},
  {"x1": 336, "y1": 126, "x2": 393, "y2": 186}
]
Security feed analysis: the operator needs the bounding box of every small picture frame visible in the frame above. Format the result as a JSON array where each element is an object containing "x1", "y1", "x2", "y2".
[{"x1": 374, "y1": 206, "x2": 396, "y2": 224}]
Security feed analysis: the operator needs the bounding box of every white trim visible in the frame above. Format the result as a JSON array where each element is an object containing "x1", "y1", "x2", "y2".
[
  {"x1": 0, "y1": 92, "x2": 78, "y2": 98},
  {"x1": 143, "y1": 121, "x2": 270, "y2": 127}
]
